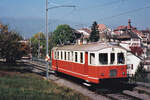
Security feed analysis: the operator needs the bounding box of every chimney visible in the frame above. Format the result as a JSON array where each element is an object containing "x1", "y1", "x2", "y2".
[{"x1": 128, "y1": 19, "x2": 132, "y2": 29}]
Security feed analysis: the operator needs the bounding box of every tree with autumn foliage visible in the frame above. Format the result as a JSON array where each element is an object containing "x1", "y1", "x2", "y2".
[
  {"x1": 130, "y1": 47, "x2": 143, "y2": 56},
  {"x1": 0, "y1": 23, "x2": 25, "y2": 63},
  {"x1": 30, "y1": 32, "x2": 46, "y2": 58}
]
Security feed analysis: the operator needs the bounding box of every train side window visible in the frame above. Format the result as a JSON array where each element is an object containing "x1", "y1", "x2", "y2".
[
  {"x1": 90, "y1": 53, "x2": 95, "y2": 65},
  {"x1": 110, "y1": 53, "x2": 115, "y2": 64},
  {"x1": 64, "y1": 51, "x2": 66, "y2": 60},
  {"x1": 99, "y1": 53, "x2": 108, "y2": 65},
  {"x1": 54, "y1": 51, "x2": 57, "y2": 59},
  {"x1": 57, "y1": 51, "x2": 59, "y2": 59},
  {"x1": 75, "y1": 52, "x2": 78, "y2": 62},
  {"x1": 68, "y1": 52, "x2": 70, "y2": 61},
  {"x1": 61, "y1": 51, "x2": 63, "y2": 60},
  {"x1": 80, "y1": 52, "x2": 83, "y2": 63},
  {"x1": 117, "y1": 53, "x2": 125, "y2": 64}
]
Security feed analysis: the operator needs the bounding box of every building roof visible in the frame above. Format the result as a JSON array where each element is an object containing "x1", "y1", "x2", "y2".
[
  {"x1": 76, "y1": 28, "x2": 91, "y2": 39},
  {"x1": 52, "y1": 42, "x2": 126, "y2": 52},
  {"x1": 77, "y1": 30, "x2": 89, "y2": 36},
  {"x1": 97, "y1": 24, "x2": 107, "y2": 32},
  {"x1": 114, "y1": 19, "x2": 144, "y2": 38},
  {"x1": 113, "y1": 29, "x2": 140, "y2": 40},
  {"x1": 77, "y1": 28, "x2": 91, "y2": 34}
]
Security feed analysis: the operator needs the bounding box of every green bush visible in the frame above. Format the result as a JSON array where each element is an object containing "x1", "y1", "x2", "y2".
[{"x1": 133, "y1": 63, "x2": 148, "y2": 83}]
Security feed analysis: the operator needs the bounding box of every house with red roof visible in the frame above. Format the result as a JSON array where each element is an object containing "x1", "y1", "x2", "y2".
[
  {"x1": 97, "y1": 24, "x2": 112, "y2": 42},
  {"x1": 114, "y1": 19, "x2": 144, "y2": 39},
  {"x1": 112, "y1": 19, "x2": 144, "y2": 56}
]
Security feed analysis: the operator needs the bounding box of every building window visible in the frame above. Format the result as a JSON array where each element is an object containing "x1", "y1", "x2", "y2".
[
  {"x1": 64, "y1": 52, "x2": 66, "y2": 60},
  {"x1": 148, "y1": 66, "x2": 150, "y2": 71},
  {"x1": 80, "y1": 52, "x2": 83, "y2": 63},
  {"x1": 75, "y1": 52, "x2": 78, "y2": 62},
  {"x1": 99, "y1": 53, "x2": 108, "y2": 65},
  {"x1": 117, "y1": 53, "x2": 125, "y2": 64},
  {"x1": 110, "y1": 53, "x2": 115, "y2": 64},
  {"x1": 90, "y1": 53, "x2": 95, "y2": 65}
]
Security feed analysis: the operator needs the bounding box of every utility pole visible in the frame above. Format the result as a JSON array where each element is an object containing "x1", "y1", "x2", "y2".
[
  {"x1": 45, "y1": 0, "x2": 76, "y2": 80},
  {"x1": 38, "y1": 33, "x2": 41, "y2": 59},
  {"x1": 46, "y1": 0, "x2": 49, "y2": 79}
]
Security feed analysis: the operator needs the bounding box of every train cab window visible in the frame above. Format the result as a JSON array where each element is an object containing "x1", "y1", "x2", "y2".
[
  {"x1": 75, "y1": 52, "x2": 78, "y2": 62},
  {"x1": 110, "y1": 53, "x2": 115, "y2": 64},
  {"x1": 90, "y1": 53, "x2": 95, "y2": 65},
  {"x1": 80, "y1": 52, "x2": 83, "y2": 63},
  {"x1": 117, "y1": 53, "x2": 125, "y2": 64},
  {"x1": 99, "y1": 53, "x2": 108, "y2": 65},
  {"x1": 64, "y1": 52, "x2": 66, "y2": 60}
]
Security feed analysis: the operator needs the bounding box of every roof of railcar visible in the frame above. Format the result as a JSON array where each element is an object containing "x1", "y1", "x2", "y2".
[{"x1": 52, "y1": 42, "x2": 126, "y2": 52}]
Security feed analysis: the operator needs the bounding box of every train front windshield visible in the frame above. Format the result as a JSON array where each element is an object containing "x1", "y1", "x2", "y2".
[
  {"x1": 117, "y1": 53, "x2": 125, "y2": 64},
  {"x1": 98, "y1": 52, "x2": 125, "y2": 65}
]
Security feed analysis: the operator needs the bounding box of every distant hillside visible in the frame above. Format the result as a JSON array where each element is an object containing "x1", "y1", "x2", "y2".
[{"x1": 0, "y1": 17, "x2": 88, "y2": 38}]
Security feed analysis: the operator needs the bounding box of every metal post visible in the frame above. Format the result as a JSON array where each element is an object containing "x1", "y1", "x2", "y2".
[
  {"x1": 45, "y1": 0, "x2": 75, "y2": 79},
  {"x1": 38, "y1": 33, "x2": 40, "y2": 59},
  {"x1": 46, "y1": 0, "x2": 49, "y2": 79}
]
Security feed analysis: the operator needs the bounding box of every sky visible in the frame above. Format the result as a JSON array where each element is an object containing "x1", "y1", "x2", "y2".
[{"x1": 0, "y1": 0, "x2": 150, "y2": 30}]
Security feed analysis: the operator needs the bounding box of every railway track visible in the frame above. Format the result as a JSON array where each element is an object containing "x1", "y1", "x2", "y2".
[
  {"x1": 87, "y1": 83, "x2": 139, "y2": 100},
  {"x1": 23, "y1": 59, "x2": 150, "y2": 100}
]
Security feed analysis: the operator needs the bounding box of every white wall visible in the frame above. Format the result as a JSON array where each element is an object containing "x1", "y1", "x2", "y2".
[
  {"x1": 144, "y1": 65, "x2": 150, "y2": 71},
  {"x1": 120, "y1": 43, "x2": 130, "y2": 51},
  {"x1": 126, "y1": 52, "x2": 141, "y2": 76}
]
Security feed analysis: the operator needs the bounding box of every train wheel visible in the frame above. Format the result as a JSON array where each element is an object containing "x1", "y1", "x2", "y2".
[{"x1": 54, "y1": 71, "x2": 60, "y2": 76}]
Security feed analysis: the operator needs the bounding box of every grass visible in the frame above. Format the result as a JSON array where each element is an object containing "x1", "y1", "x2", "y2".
[{"x1": 0, "y1": 61, "x2": 90, "y2": 100}]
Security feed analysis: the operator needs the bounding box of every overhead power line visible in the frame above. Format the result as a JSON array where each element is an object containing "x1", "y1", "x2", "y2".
[
  {"x1": 100, "y1": 4, "x2": 150, "y2": 21},
  {"x1": 93, "y1": 0, "x2": 125, "y2": 8},
  {"x1": 80, "y1": 0, "x2": 127, "y2": 11},
  {"x1": 48, "y1": 5, "x2": 76, "y2": 10}
]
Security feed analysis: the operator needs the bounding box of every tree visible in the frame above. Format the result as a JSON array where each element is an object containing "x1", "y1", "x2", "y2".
[
  {"x1": 89, "y1": 21, "x2": 99, "y2": 42},
  {"x1": 134, "y1": 63, "x2": 148, "y2": 82},
  {"x1": 51, "y1": 24, "x2": 76, "y2": 46},
  {"x1": 130, "y1": 47, "x2": 143, "y2": 56},
  {"x1": 0, "y1": 23, "x2": 24, "y2": 63},
  {"x1": 30, "y1": 32, "x2": 46, "y2": 58}
]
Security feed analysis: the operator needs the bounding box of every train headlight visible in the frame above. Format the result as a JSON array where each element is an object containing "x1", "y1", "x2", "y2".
[{"x1": 101, "y1": 73, "x2": 104, "y2": 76}]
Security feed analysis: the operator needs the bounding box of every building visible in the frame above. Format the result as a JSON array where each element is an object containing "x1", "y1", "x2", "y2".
[
  {"x1": 97, "y1": 24, "x2": 112, "y2": 42},
  {"x1": 114, "y1": 19, "x2": 144, "y2": 38},
  {"x1": 141, "y1": 29, "x2": 150, "y2": 47},
  {"x1": 76, "y1": 28, "x2": 91, "y2": 44},
  {"x1": 126, "y1": 52, "x2": 141, "y2": 77},
  {"x1": 142, "y1": 57, "x2": 150, "y2": 72},
  {"x1": 112, "y1": 19, "x2": 144, "y2": 57}
]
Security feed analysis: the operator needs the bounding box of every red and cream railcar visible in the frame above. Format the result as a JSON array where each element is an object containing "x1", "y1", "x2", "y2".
[{"x1": 51, "y1": 42, "x2": 128, "y2": 84}]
